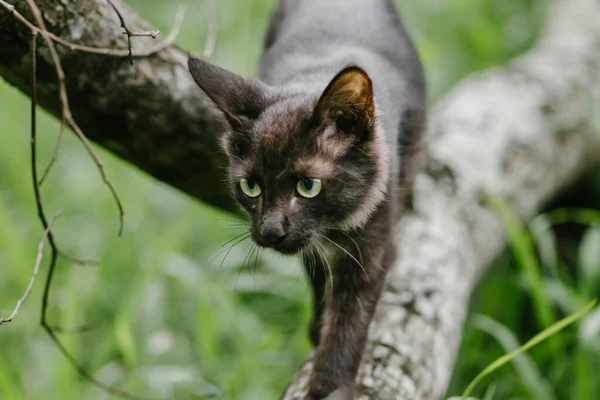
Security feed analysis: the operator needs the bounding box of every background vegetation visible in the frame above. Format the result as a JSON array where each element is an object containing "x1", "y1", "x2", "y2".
[{"x1": 0, "y1": 0, "x2": 598, "y2": 399}]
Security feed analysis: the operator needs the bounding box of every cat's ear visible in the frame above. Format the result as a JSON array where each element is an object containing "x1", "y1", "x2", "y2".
[
  {"x1": 188, "y1": 57, "x2": 270, "y2": 130},
  {"x1": 315, "y1": 66, "x2": 375, "y2": 139}
]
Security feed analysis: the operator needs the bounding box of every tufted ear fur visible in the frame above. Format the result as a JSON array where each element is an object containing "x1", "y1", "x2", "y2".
[
  {"x1": 314, "y1": 66, "x2": 375, "y2": 140},
  {"x1": 188, "y1": 57, "x2": 271, "y2": 130}
]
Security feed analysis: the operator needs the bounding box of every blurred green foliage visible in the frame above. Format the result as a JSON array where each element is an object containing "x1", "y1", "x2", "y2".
[{"x1": 0, "y1": 0, "x2": 598, "y2": 399}]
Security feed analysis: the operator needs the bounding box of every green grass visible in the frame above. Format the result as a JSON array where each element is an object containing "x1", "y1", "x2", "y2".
[
  {"x1": 446, "y1": 202, "x2": 600, "y2": 399},
  {"x1": 1, "y1": 0, "x2": 599, "y2": 399}
]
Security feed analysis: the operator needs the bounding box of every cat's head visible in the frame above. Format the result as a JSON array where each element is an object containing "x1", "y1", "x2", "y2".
[{"x1": 188, "y1": 58, "x2": 389, "y2": 254}]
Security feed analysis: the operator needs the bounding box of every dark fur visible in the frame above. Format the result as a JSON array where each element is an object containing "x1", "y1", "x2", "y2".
[{"x1": 188, "y1": 1, "x2": 425, "y2": 398}]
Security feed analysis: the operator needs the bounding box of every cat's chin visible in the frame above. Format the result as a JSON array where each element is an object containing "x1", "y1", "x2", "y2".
[
  {"x1": 254, "y1": 238, "x2": 307, "y2": 255},
  {"x1": 265, "y1": 242, "x2": 304, "y2": 255}
]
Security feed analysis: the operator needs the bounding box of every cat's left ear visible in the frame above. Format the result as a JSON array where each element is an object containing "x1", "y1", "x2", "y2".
[
  {"x1": 188, "y1": 57, "x2": 270, "y2": 130},
  {"x1": 314, "y1": 66, "x2": 375, "y2": 140}
]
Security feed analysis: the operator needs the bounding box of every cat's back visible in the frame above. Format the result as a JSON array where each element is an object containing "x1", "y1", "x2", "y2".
[
  {"x1": 260, "y1": 0, "x2": 422, "y2": 92},
  {"x1": 259, "y1": 0, "x2": 426, "y2": 190},
  {"x1": 265, "y1": 0, "x2": 403, "y2": 47}
]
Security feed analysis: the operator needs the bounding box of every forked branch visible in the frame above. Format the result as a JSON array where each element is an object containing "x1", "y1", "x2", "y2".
[
  {"x1": 0, "y1": 0, "x2": 218, "y2": 398},
  {"x1": 0, "y1": 0, "x2": 184, "y2": 59}
]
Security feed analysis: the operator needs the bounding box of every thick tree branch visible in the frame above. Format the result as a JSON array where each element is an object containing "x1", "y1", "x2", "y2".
[
  {"x1": 1, "y1": 0, "x2": 600, "y2": 399},
  {"x1": 0, "y1": 0, "x2": 236, "y2": 212},
  {"x1": 283, "y1": 0, "x2": 600, "y2": 398}
]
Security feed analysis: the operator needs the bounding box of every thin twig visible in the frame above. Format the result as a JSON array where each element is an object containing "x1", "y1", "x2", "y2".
[
  {"x1": 107, "y1": 0, "x2": 159, "y2": 64},
  {"x1": 0, "y1": 0, "x2": 184, "y2": 59},
  {"x1": 57, "y1": 250, "x2": 99, "y2": 266},
  {"x1": 0, "y1": 35, "x2": 61, "y2": 328},
  {"x1": 0, "y1": 47, "x2": 62, "y2": 321},
  {"x1": 38, "y1": 114, "x2": 64, "y2": 186},
  {"x1": 1, "y1": 0, "x2": 213, "y2": 397},
  {"x1": 36, "y1": 117, "x2": 100, "y2": 267},
  {"x1": 0, "y1": 209, "x2": 62, "y2": 325},
  {"x1": 24, "y1": 0, "x2": 125, "y2": 236},
  {"x1": 19, "y1": 2, "x2": 206, "y2": 399},
  {"x1": 202, "y1": 0, "x2": 217, "y2": 59},
  {"x1": 22, "y1": 3, "x2": 161, "y2": 399}
]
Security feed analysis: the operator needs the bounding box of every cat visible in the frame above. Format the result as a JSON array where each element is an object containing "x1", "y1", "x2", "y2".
[{"x1": 188, "y1": 0, "x2": 425, "y2": 398}]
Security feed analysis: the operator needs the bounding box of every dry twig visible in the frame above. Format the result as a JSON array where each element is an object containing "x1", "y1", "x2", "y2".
[
  {"x1": 21, "y1": 2, "x2": 162, "y2": 398},
  {"x1": 0, "y1": 208, "x2": 62, "y2": 326},
  {"x1": 107, "y1": 0, "x2": 159, "y2": 64},
  {"x1": 0, "y1": 36, "x2": 62, "y2": 324},
  {"x1": 202, "y1": 0, "x2": 217, "y2": 59},
  {"x1": 37, "y1": 115, "x2": 64, "y2": 186},
  {"x1": 23, "y1": 0, "x2": 125, "y2": 236},
  {"x1": 56, "y1": 250, "x2": 99, "y2": 266},
  {"x1": 0, "y1": 0, "x2": 216, "y2": 397},
  {"x1": 0, "y1": 0, "x2": 184, "y2": 59}
]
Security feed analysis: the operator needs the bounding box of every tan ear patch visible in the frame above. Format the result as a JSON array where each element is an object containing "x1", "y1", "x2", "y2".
[{"x1": 317, "y1": 67, "x2": 375, "y2": 128}]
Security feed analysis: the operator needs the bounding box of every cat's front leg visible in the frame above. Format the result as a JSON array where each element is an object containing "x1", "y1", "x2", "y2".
[
  {"x1": 303, "y1": 251, "x2": 328, "y2": 347},
  {"x1": 306, "y1": 244, "x2": 388, "y2": 400}
]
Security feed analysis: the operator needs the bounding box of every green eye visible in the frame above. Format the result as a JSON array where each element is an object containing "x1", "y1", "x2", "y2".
[
  {"x1": 240, "y1": 178, "x2": 261, "y2": 198},
  {"x1": 296, "y1": 178, "x2": 322, "y2": 198}
]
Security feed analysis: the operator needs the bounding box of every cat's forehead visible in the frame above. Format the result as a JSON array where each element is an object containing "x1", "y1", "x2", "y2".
[
  {"x1": 252, "y1": 98, "x2": 314, "y2": 149},
  {"x1": 251, "y1": 98, "x2": 349, "y2": 154},
  {"x1": 234, "y1": 101, "x2": 339, "y2": 179}
]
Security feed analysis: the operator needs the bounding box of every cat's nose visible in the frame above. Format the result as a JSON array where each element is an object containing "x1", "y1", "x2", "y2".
[{"x1": 260, "y1": 210, "x2": 288, "y2": 244}]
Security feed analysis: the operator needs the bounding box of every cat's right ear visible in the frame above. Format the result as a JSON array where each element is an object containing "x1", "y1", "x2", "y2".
[{"x1": 188, "y1": 57, "x2": 270, "y2": 130}]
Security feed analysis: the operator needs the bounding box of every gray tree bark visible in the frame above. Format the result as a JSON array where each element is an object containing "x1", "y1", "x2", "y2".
[
  {"x1": 1, "y1": 0, "x2": 600, "y2": 399},
  {"x1": 0, "y1": 0, "x2": 236, "y2": 211}
]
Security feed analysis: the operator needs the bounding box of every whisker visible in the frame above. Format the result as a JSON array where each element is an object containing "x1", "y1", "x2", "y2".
[
  {"x1": 212, "y1": 217, "x2": 249, "y2": 224},
  {"x1": 314, "y1": 241, "x2": 333, "y2": 309},
  {"x1": 300, "y1": 248, "x2": 314, "y2": 300},
  {"x1": 212, "y1": 233, "x2": 250, "y2": 260},
  {"x1": 348, "y1": 236, "x2": 364, "y2": 266},
  {"x1": 323, "y1": 235, "x2": 368, "y2": 281},
  {"x1": 253, "y1": 247, "x2": 263, "y2": 280},
  {"x1": 243, "y1": 243, "x2": 257, "y2": 276},
  {"x1": 235, "y1": 242, "x2": 255, "y2": 288},
  {"x1": 227, "y1": 224, "x2": 249, "y2": 229},
  {"x1": 213, "y1": 234, "x2": 251, "y2": 268},
  {"x1": 309, "y1": 247, "x2": 317, "y2": 279},
  {"x1": 250, "y1": 245, "x2": 260, "y2": 288},
  {"x1": 220, "y1": 231, "x2": 251, "y2": 248}
]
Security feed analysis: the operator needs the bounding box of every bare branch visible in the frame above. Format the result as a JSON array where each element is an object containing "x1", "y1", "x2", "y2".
[
  {"x1": 0, "y1": 0, "x2": 184, "y2": 59},
  {"x1": 202, "y1": 0, "x2": 217, "y2": 59},
  {"x1": 107, "y1": 0, "x2": 157, "y2": 64},
  {"x1": 37, "y1": 114, "x2": 64, "y2": 186},
  {"x1": 0, "y1": 0, "x2": 237, "y2": 212},
  {"x1": 56, "y1": 250, "x2": 99, "y2": 266},
  {"x1": 0, "y1": 0, "x2": 221, "y2": 397},
  {"x1": 23, "y1": 0, "x2": 125, "y2": 236},
  {"x1": 0, "y1": 198, "x2": 62, "y2": 325},
  {"x1": 0, "y1": 32, "x2": 61, "y2": 329},
  {"x1": 0, "y1": 209, "x2": 61, "y2": 325}
]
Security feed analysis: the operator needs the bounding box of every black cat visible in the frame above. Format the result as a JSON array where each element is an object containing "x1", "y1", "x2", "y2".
[{"x1": 188, "y1": 0, "x2": 425, "y2": 398}]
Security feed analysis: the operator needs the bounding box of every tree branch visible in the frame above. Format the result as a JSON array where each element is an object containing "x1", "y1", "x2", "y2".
[
  {"x1": 0, "y1": 0, "x2": 237, "y2": 212},
  {"x1": 0, "y1": 0, "x2": 184, "y2": 58},
  {"x1": 0, "y1": 207, "x2": 61, "y2": 325}
]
